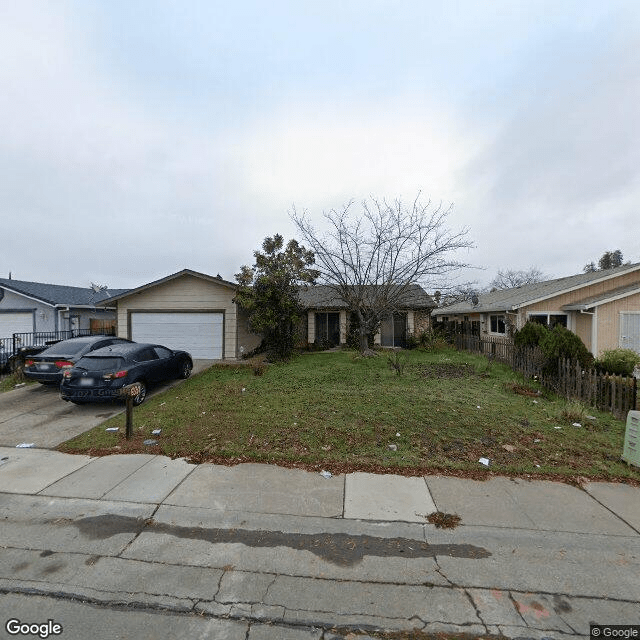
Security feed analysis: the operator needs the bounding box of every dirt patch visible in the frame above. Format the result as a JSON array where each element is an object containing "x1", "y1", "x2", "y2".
[
  {"x1": 505, "y1": 382, "x2": 542, "y2": 397},
  {"x1": 416, "y1": 363, "x2": 475, "y2": 378}
]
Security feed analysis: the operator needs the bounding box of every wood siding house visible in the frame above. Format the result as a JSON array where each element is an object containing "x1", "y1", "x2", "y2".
[{"x1": 431, "y1": 263, "x2": 640, "y2": 356}]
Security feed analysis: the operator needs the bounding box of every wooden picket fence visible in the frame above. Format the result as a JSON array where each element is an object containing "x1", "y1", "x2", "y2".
[{"x1": 446, "y1": 331, "x2": 637, "y2": 419}]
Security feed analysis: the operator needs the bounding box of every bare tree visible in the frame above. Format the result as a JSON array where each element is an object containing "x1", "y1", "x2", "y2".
[
  {"x1": 490, "y1": 267, "x2": 545, "y2": 291},
  {"x1": 291, "y1": 195, "x2": 473, "y2": 353}
]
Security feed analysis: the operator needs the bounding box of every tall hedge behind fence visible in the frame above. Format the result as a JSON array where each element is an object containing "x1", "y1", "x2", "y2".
[{"x1": 446, "y1": 331, "x2": 637, "y2": 419}]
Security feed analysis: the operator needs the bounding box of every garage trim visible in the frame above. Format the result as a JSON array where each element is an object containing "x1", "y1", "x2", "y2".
[{"x1": 127, "y1": 308, "x2": 226, "y2": 359}]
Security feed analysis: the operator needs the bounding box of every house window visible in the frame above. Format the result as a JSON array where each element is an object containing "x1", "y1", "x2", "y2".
[
  {"x1": 489, "y1": 315, "x2": 506, "y2": 334},
  {"x1": 527, "y1": 313, "x2": 567, "y2": 328},
  {"x1": 550, "y1": 314, "x2": 567, "y2": 328}
]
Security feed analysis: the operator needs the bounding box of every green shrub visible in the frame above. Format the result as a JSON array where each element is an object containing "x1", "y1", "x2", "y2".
[
  {"x1": 594, "y1": 349, "x2": 640, "y2": 376},
  {"x1": 539, "y1": 325, "x2": 594, "y2": 374},
  {"x1": 514, "y1": 320, "x2": 549, "y2": 347}
]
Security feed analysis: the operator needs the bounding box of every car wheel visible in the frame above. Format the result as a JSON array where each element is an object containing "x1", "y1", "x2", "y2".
[
  {"x1": 179, "y1": 359, "x2": 192, "y2": 379},
  {"x1": 132, "y1": 381, "x2": 147, "y2": 406}
]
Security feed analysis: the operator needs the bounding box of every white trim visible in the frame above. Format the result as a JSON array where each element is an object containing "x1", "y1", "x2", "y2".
[
  {"x1": 488, "y1": 313, "x2": 507, "y2": 335},
  {"x1": 525, "y1": 310, "x2": 569, "y2": 328},
  {"x1": 592, "y1": 307, "x2": 598, "y2": 356},
  {"x1": 0, "y1": 287, "x2": 55, "y2": 308}
]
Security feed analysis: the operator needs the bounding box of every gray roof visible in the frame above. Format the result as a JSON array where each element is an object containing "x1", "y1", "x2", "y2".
[
  {"x1": 432, "y1": 262, "x2": 640, "y2": 315},
  {"x1": 298, "y1": 284, "x2": 435, "y2": 310},
  {"x1": 0, "y1": 278, "x2": 129, "y2": 307}
]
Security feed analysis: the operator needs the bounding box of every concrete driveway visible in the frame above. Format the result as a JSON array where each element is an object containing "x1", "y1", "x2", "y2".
[{"x1": 0, "y1": 359, "x2": 216, "y2": 449}]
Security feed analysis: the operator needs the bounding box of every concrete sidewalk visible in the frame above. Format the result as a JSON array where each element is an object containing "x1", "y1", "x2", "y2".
[{"x1": 1, "y1": 447, "x2": 639, "y2": 639}]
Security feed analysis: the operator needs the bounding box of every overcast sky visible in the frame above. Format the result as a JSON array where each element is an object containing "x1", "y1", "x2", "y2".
[{"x1": 2, "y1": 1, "x2": 639, "y2": 291}]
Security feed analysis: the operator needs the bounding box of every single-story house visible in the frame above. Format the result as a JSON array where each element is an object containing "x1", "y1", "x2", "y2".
[
  {"x1": 99, "y1": 269, "x2": 436, "y2": 358},
  {"x1": 99, "y1": 269, "x2": 262, "y2": 360},
  {"x1": 0, "y1": 277, "x2": 126, "y2": 339},
  {"x1": 297, "y1": 284, "x2": 436, "y2": 348},
  {"x1": 431, "y1": 263, "x2": 640, "y2": 356}
]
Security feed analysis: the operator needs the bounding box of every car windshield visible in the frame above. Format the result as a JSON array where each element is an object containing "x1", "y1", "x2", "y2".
[
  {"x1": 43, "y1": 340, "x2": 93, "y2": 356},
  {"x1": 75, "y1": 356, "x2": 125, "y2": 371}
]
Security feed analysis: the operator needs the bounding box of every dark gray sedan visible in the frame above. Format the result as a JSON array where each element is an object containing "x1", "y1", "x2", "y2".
[{"x1": 23, "y1": 336, "x2": 132, "y2": 385}]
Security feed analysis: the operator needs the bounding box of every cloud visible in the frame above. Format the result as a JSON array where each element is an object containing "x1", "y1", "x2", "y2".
[{"x1": 234, "y1": 94, "x2": 473, "y2": 213}]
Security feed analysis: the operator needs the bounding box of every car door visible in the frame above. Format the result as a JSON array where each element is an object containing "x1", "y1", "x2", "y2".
[
  {"x1": 153, "y1": 346, "x2": 177, "y2": 381},
  {"x1": 135, "y1": 346, "x2": 163, "y2": 382}
]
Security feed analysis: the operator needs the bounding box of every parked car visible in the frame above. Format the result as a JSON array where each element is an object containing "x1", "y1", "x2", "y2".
[
  {"x1": 23, "y1": 336, "x2": 132, "y2": 385},
  {"x1": 60, "y1": 343, "x2": 193, "y2": 405}
]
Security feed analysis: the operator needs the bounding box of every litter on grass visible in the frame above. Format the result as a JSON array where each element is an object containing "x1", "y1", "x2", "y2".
[
  {"x1": 388, "y1": 444, "x2": 398, "y2": 451},
  {"x1": 152, "y1": 429, "x2": 162, "y2": 435},
  {"x1": 502, "y1": 444, "x2": 516, "y2": 452},
  {"x1": 320, "y1": 470, "x2": 332, "y2": 479},
  {"x1": 16, "y1": 443, "x2": 35, "y2": 448},
  {"x1": 572, "y1": 423, "x2": 582, "y2": 427},
  {"x1": 554, "y1": 426, "x2": 562, "y2": 429},
  {"x1": 586, "y1": 415, "x2": 597, "y2": 421},
  {"x1": 105, "y1": 427, "x2": 119, "y2": 432},
  {"x1": 143, "y1": 439, "x2": 158, "y2": 446},
  {"x1": 478, "y1": 457, "x2": 490, "y2": 466}
]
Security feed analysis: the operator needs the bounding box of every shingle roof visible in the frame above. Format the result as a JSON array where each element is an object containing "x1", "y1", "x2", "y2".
[
  {"x1": 0, "y1": 278, "x2": 129, "y2": 306},
  {"x1": 432, "y1": 262, "x2": 640, "y2": 315},
  {"x1": 298, "y1": 284, "x2": 435, "y2": 309}
]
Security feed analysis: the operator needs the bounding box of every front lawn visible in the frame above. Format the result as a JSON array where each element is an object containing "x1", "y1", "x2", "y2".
[{"x1": 58, "y1": 348, "x2": 640, "y2": 482}]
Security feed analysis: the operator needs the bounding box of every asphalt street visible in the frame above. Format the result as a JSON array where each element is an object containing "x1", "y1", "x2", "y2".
[{"x1": 1, "y1": 448, "x2": 639, "y2": 640}]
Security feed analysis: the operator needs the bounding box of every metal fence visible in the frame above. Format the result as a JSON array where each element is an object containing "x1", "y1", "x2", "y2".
[{"x1": 0, "y1": 328, "x2": 116, "y2": 372}]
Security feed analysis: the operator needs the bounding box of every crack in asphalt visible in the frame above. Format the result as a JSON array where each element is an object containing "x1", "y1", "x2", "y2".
[{"x1": 55, "y1": 514, "x2": 492, "y2": 566}]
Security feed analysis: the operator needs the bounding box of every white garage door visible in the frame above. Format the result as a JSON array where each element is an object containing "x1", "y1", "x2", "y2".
[
  {"x1": 0, "y1": 312, "x2": 34, "y2": 338},
  {"x1": 130, "y1": 312, "x2": 224, "y2": 359}
]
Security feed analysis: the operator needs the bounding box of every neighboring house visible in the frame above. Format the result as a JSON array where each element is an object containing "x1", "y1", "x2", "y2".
[
  {"x1": 431, "y1": 263, "x2": 640, "y2": 356},
  {"x1": 99, "y1": 269, "x2": 261, "y2": 360},
  {"x1": 0, "y1": 277, "x2": 126, "y2": 340},
  {"x1": 298, "y1": 284, "x2": 436, "y2": 348}
]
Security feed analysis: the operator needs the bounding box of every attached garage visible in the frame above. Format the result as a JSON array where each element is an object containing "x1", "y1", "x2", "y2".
[
  {"x1": 101, "y1": 269, "x2": 262, "y2": 361},
  {"x1": 0, "y1": 311, "x2": 34, "y2": 337},
  {"x1": 131, "y1": 311, "x2": 223, "y2": 359}
]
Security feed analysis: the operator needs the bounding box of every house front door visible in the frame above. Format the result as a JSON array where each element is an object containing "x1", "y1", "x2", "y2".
[
  {"x1": 315, "y1": 312, "x2": 340, "y2": 347},
  {"x1": 381, "y1": 312, "x2": 407, "y2": 347}
]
